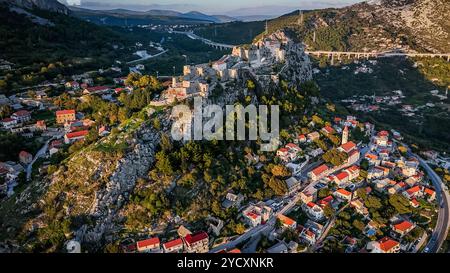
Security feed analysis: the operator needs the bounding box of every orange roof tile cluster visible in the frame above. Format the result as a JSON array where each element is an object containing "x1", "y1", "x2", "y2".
[
  {"x1": 65, "y1": 130, "x2": 89, "y2": 139},
  {"x1": 406, "y1": 185, "x2": 421, "y2": 195},
  {"x1": 56, "y1": 109, "x2": 75, "y2": 116},
  {"x1": 378, "y1": 237, "x2": 399, "y2": 252},
  {"x1": 137, "y1": 237, "x2": 160, "y2": 249},
  {"x1": 185, "y1": 232, "x2": 208, "y2": 245},
  {"x1": 340, "y1": 141, "x2": 357, "y2": 153},
  {"x1": 424, "y1": 188, "x2": 435, "y2": 196},
  {"x1": 335, "y1": 171, "x2": 349, "y2": 181},
  {"x1": 277, "y1": 214, "x2": 296, "y2": 226},
  {"x1": 312, "y1": 164, "x2": 329, "y2": 176},
  {"x1": 163, "y1": 238, "x2": 183, "y2": 249},
  {"x1": 393, "y1": 221, "x2": 414, "y2": 232},
  {"x1": 336, "y1": 188, "x2": 351, "y2": 196}
]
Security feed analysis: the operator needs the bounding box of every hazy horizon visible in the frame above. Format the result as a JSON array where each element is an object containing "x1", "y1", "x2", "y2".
[{"x1": 60, "y1": 0, "x2": 364, "y2": 15}]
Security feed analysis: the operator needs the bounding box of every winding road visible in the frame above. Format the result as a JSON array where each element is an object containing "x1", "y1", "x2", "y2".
[
  {"x1": 26, "y1": 139, "x2": 51, "y2": 181},
  {"x1": 412, "y1": 153, "x2": 450, "y2": 253}
]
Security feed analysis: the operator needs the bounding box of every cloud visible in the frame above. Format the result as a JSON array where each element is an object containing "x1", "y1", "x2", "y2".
[{"x1": 65, "y1": 0, "x2": 81, "y2": 5}]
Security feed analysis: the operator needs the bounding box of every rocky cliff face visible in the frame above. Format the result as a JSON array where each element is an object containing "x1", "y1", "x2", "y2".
[
  {"x1": 361, "y1": 0, "x2": 450, "y2": 53},
  {"x1": 281, "y1": 40, "x2": 313, "y2": 88},
  {"x1": 73, "y1": 125, "x2": 162, "y2": 244},
  {"x1": 279, "y1": 0, "x2": 449, "y2": 53},
  {"x1": 10, "y1": 110, "x2": 169, "y2": 251},
  {"x1": 0, "y1": 0, "x2": 70, "y2": 14}
]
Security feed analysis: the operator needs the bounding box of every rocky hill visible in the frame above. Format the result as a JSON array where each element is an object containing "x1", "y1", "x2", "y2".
[
  {"x1": 351, "y1": 0, "x2": 449, "y2": 52},
  {"x1": 0, "y1": 30, "x2": 314, "y2": 252},
  {"x1": 264, "y1": 0, "x2": 449, "y2": 53},
  {"x1": 0, "y1": 0, "x2": 69, "y2": 14}
]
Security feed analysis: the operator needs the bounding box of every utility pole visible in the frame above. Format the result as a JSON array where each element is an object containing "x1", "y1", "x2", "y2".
[
  {"x1": 265, "y1": 20, "x2": 268, "y2": 36},
  {"x1": 298, "y1": 10, "x2": 304, "y2": 25}
]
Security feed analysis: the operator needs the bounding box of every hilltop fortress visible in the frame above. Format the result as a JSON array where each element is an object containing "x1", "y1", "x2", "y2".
[{"x1": 160, "y1": 31, "x2": 312, "y2": 104}]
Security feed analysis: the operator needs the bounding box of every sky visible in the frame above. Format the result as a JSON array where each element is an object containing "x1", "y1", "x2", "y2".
[{"x1": 62, "y1": 0, "x2": 364, "y2": 15}]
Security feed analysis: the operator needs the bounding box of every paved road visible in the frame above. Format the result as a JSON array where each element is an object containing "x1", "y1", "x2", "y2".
[
  {"x1": 26, "y1": 139, "x2": 51, "y2": 181},
  {"x1": 412, "y1": 153, "x2": 450, "y2": 253},
  {"x1": 413, "y1": 232, "x2": 428, "y2": 253},
  {"x1": 26, "y1": 133, "x2": 64, "y2": 182},
  {"x1": 210, "y1": 145, "x2": 369, "y2": 253},
  {"x1": 310, "y1": 203, "x2": 349, "y2": 252},
  {"x1": 171, "y1": 31, "x2": 235, "y2": 49},
  {"x1": 209, "y1": 178, "x2": 307, "y2": 253},
  {"x1": 127, "y1": 49, "x2": 168, "y2": 64}
]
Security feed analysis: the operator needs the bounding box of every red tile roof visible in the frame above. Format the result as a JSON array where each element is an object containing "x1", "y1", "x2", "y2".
[
  {"x1": 50, "y1": 140, "x2": 63, "y2": 148},
  {"x1": 378, "y1": 237, "x2": 399, "y2": 252},
  {"x1": 340, "y1": 141, "x2": 356, "y2": 153},
  {"x1": 124, "y1": 243, "x2": 137, "y2": 252},
  {"x1": 184, "y1": 232, "x2": 208, "y2": 245},
  {"x1": 346, "y1": 165, "x2": 360, "y2": 172},
  {"x1": 137, "y1": 237, "x2": 160, "y2": 249},
  {"x1": 312, "y1": 164, "x2": 329, "y2": 176},
  {"x1": 163, "y1": 238, "x2": 183, "y2": 249},
  {"x1": 336, "y1": 188, "x2": 351, "y2": 196},
  {"x1": 318, "y1": 196, "x2": 334, "y2": 206},
  {"x1": 227, "y1": 248, "x2": 241, "y2": 253},
  {"x1": 1, "y1": 118, "x2": 15, "y2": 123},
  {"x1": 56, "y1": 109, "x2": 75, "y2": 116},
  {"x1": 246, "y1": 212, "x2": 259, "y2": 220},
  {"x1": 406, "y1": 185, "x2": 421, "y2": 195},
  {"x1": 424, "y1": 188, "x2": 435, "y2": 196},
  {"x1": 277, "y1": 214, "x2": 296, "y2": 226},
  {"x1": 19, "y1": 150, "x2": 31, "y2": 158},
  {"x1": 13, "y1": 110, "x2": 30, "y2": 117},
  {"x1": 335, "y1": 171, "x2": 349, "y2": 181},
  {"x1": 322, "y1": 126, "x2": 335, "y2": 134},
  {"x1": 286, "y1": 143, "x2": 300, "y2": 150},
  {"x1": 365, "y1": 153, "x2": 378, "y2": 160},
  {"x1": 394, "y1": 221, "x2": 414, "y2": 232},
  {"x1": 65, "y1": 130, "x2": 89, "y2": 139},
  {"x1": 85, "y1": 86, "x2": 110, "y2": 92}
]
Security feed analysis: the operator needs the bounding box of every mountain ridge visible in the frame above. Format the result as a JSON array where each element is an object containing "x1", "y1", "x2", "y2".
[
  {"x1": 0, "y1": 0, "x2": 69, "y2": 14},
  {"x1": 261, "y1": 0, "x2": 449, "y2": 53},
  {"x1": 69, "y1": 6, "x2": 238, "y2": 25}
]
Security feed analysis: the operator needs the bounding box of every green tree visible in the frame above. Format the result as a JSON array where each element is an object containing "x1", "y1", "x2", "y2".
[
  {"x1": 247, "y1": 80, "x2": 256, "y2": 90},
  {"x1": 352, "y1": 219, "x2": 365, "y2": 232},
  {"x1": 155, "y1": 151, "x2": 173, "y2": 176},
  {"x1": 389, "y1": 194, "x2": 412, "y2": 214}
]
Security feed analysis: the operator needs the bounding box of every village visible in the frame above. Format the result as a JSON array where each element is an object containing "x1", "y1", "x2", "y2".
[
  {"x1": 0, "y1": 29, "x2": 447, "y2": 254},
  {"x1": 84, "y1": 114, "x2": 442, "y2": 254}
]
